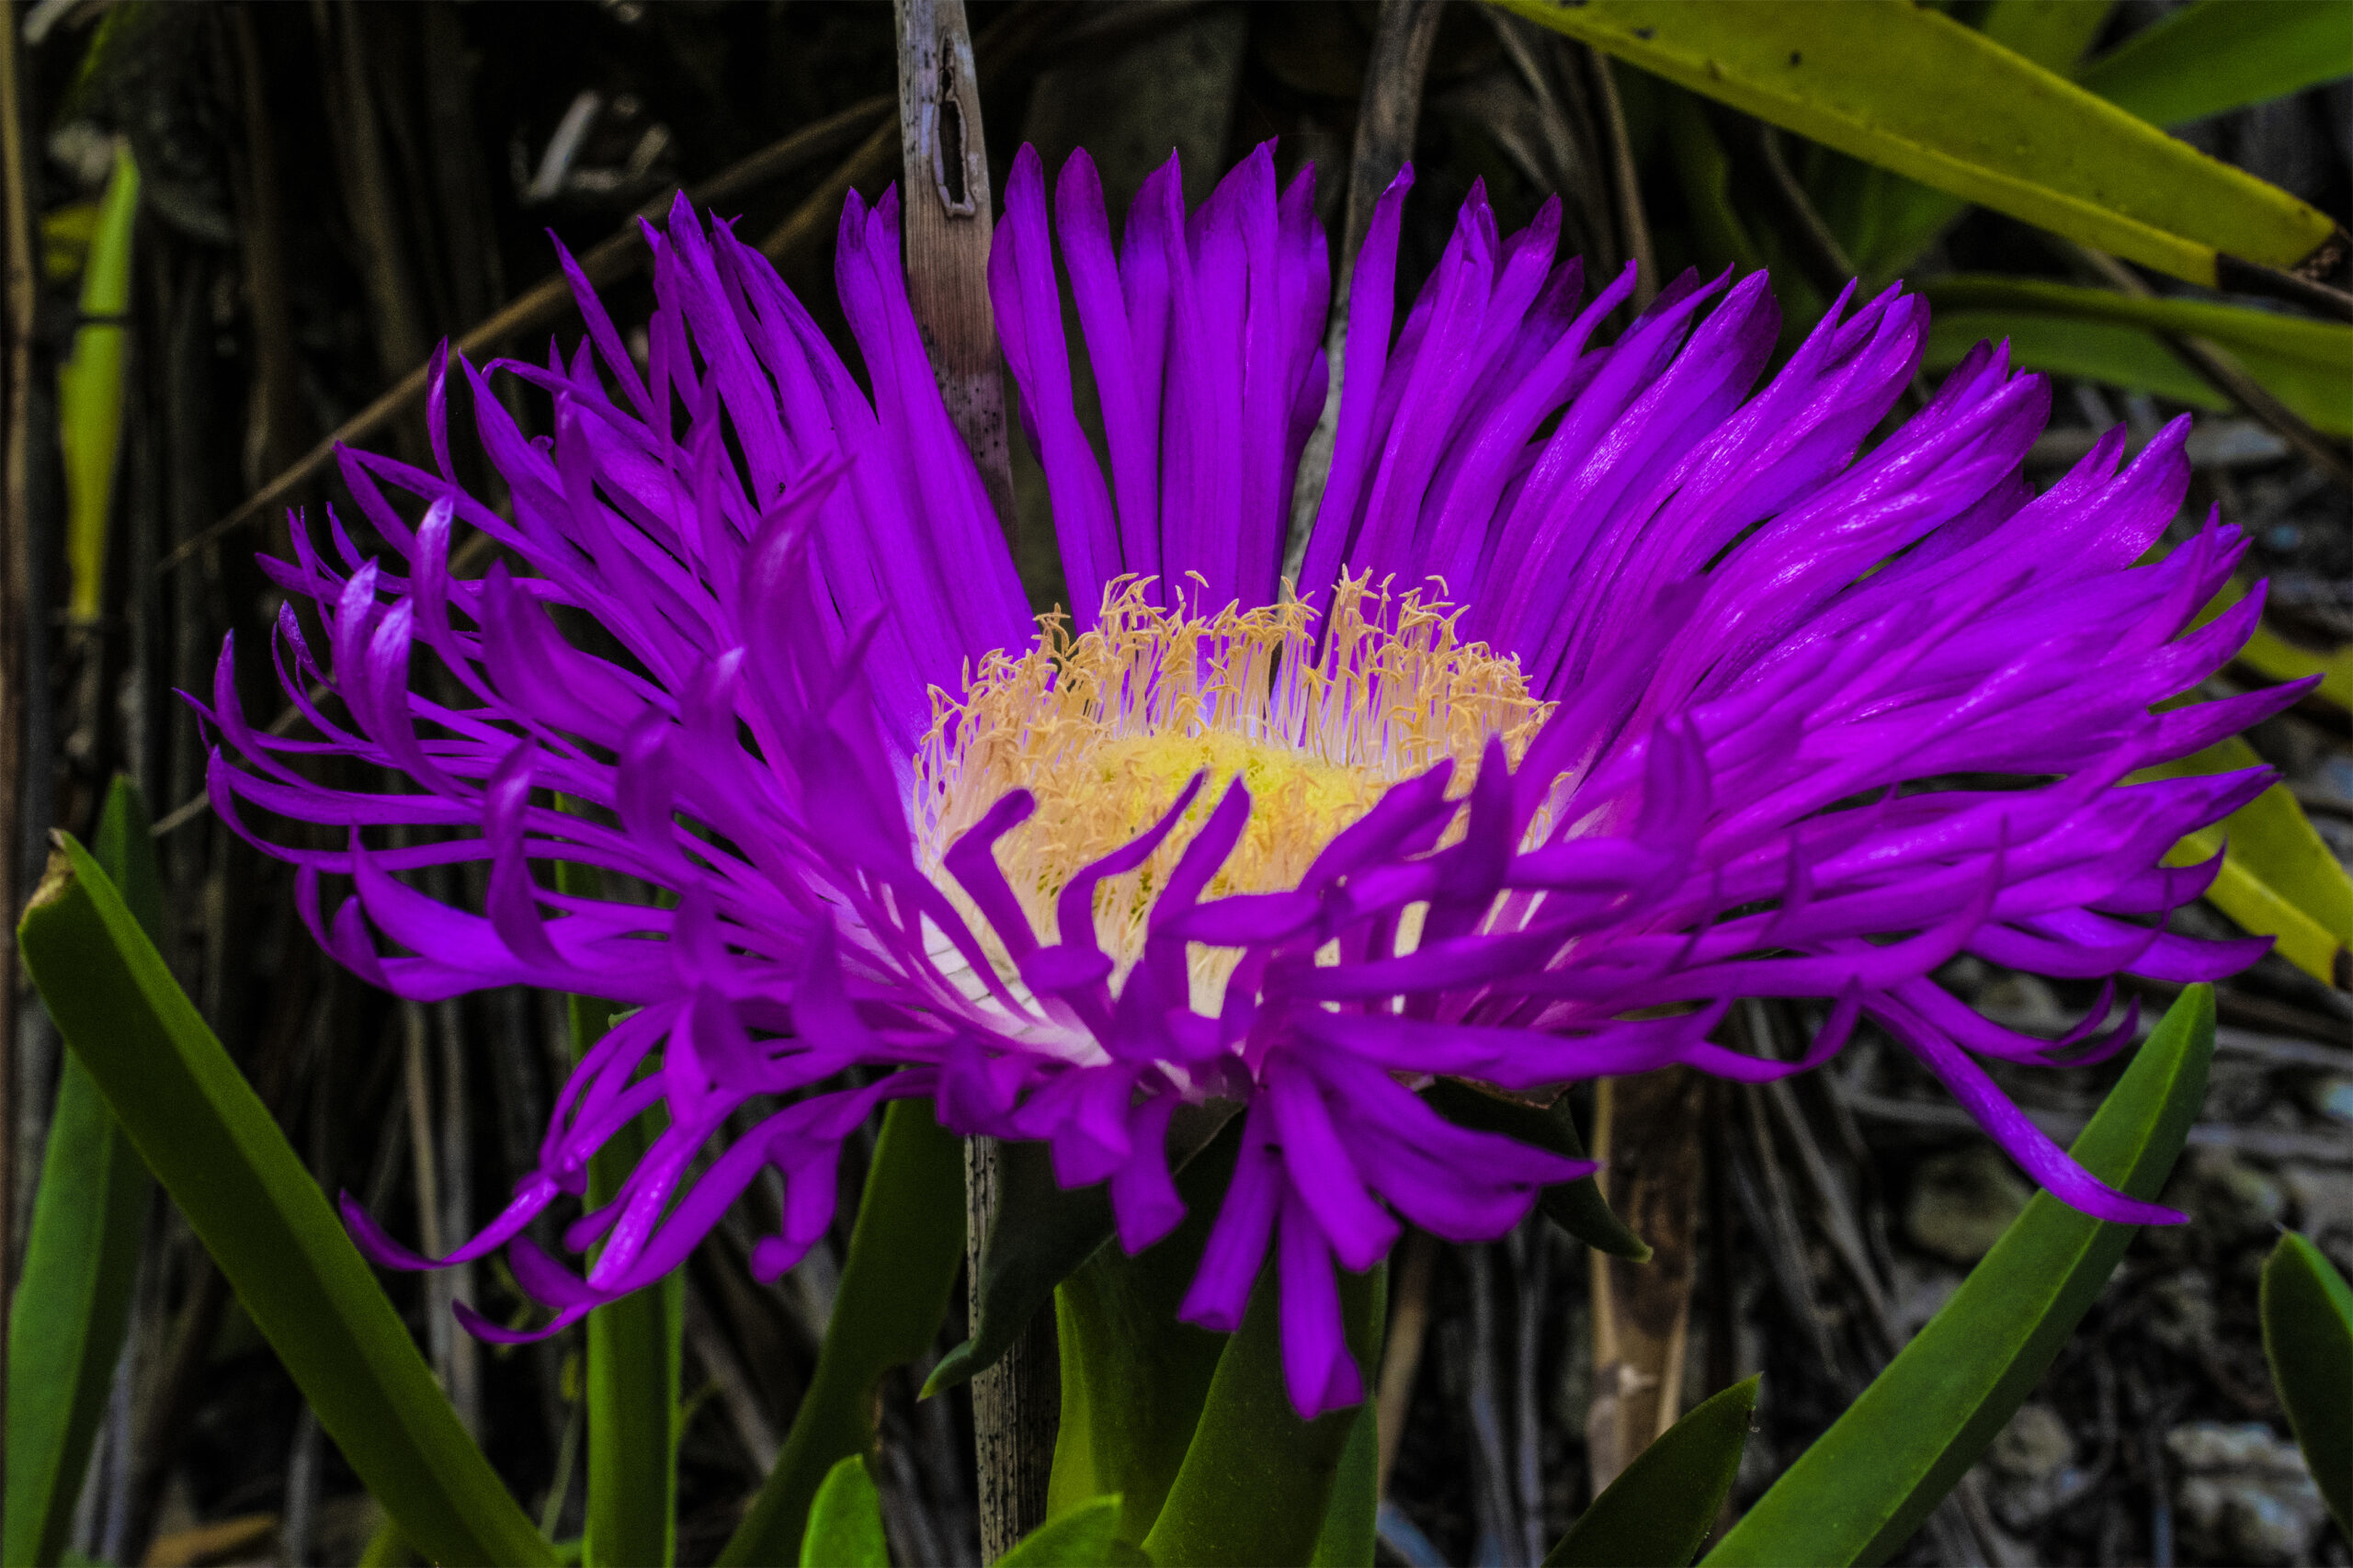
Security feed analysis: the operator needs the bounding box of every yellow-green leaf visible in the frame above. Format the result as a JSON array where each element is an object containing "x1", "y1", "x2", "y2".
[
  {"x1": 2146, "y1": 735, "x2": 2353, "y2": 989},
  {"x1": 1825, "y1": 0, "x2": 2116, "y2": 278},
  {"x1": 1000, "y1": 1498, "x2": 1137, "y2": 1567},
  {"x1": 1491, "y1": 0, "x2": 2342, "y2": 289}
]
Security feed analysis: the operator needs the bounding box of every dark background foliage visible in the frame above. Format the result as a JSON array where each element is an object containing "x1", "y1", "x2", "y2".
[{"x1": 3, "y1": 3, "x2": 2347, "y2": 1564}]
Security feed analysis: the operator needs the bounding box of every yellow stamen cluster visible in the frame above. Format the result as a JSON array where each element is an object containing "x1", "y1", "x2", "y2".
[{"x1": 915, "y1": 575, "x2": 1547, "y2": 990}]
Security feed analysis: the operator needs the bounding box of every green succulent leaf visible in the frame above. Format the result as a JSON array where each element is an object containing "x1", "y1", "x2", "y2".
[
  {"x1": 5, "y1": 782, "x2": 160, "y2": 1568},
  {"x1": 798, "y1": 1456, "x2": 890, "y2": 1568},
  {"x1": 1424, "y1": 1079, "x2": 1650, "y2": 1261},
  {"x1": 1546, "y1": 1375, "x2": 1758, "y2": 1567},
  {"x1": 555, "y1": 857, "x2": 685, "y2": 1568},
  {"x1": 1924, "y1": 312, "x2": 2353, "y2": 437},
  {"x1": 926, "y1": 1139, "x2": 1112, "y2": 1400},
  {"x1": 999, "y1": 1498, "x2": 1139, "y2": 1567},
  {"x1": 1817, "y1": 0, "x2": 2115, "y2": 279},
  {"x1": 1493, "y1": 0, "x2": 2343, "y2": 289},
  {"x1": 1140, "y1": 1262, "x2": 1384, "y2": 1568},
  {"x1": 1920, "y1": 278, "x2": 2353, "y2": 437},
  {"x1": 1703, "y1": 985, "x2": 2217, "y2": 1566},
  {"x1": 17, "y1": 833, "x2": 554, "y2": 1568},
  {"x1": 2077, "y1": 0, "x2": 2353, "y2": 129},
  {"x1": 2259, "y1": 1232, "x2": 2353, "y2": 1537},
  {"x1": 1926, "y1": 276, "x2": 2353, "y2": 369},
  {"x1": 1047, "y1": 1123, "x2": 1240, "y2": 1546},
  {"x1": 1307, "y1": 1397, "x2": 1379, "y2": 1568},
  {"x1": 717, "y1": 1097, "x2": 965, "y2": 1568}
]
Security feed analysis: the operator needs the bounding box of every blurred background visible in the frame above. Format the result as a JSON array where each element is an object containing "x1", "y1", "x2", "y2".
[{"x1": 1, "y1": 2, "x2": 2347, "y2": 1564}]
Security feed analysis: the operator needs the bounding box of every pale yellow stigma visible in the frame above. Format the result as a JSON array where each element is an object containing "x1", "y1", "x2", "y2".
[{"x1": 915, "y1": 575, "x2": 1546, "y2": 995}]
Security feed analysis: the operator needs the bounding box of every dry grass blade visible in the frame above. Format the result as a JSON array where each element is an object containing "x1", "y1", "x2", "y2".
[
  {"x1": 2073, "y1": 242, "x2": 2352, "y2": 487},
  {"x1": 1586, "y1": 1068, "x2": 1707, "y2": 1491},
  {"x1": 0, "y1": 3, "x2": 37, "y2": 1516},
  {"x1": 1376, "y1": 1228, "x2": 1440, "y2": 1496},
  {"x1": 1288, "y1": 0, "x2": 1445, "y2": 567},
  {"x1": 162, "y1": 94, "x2": 892, "y2": 574},
  {"x1": 1580, "y1": 45, "x2": 1654, "y2": 310}
]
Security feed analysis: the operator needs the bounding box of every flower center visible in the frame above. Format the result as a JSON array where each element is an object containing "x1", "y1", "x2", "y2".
[{"x1": 915, "y1": 576, "x2": 1546, "y2": 995}]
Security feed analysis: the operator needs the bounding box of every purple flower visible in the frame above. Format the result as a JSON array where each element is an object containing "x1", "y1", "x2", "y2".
[{"x1": 199, "y1": 142, "x2": 2302, "y2": 1419}]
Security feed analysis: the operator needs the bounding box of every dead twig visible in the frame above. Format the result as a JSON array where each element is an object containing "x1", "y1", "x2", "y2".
[
  {"x1": 881, "y1": 0, "x2": 1054, "y2": 1551},
  {"x1": 1483, "y1": 12, "x2": 1611, "y2": 266},
  {"x1": 683, "y1": 1279, "x2": 781, "y2": 1473},
  {"x1": 894, "y1": 0, "x2": 1017, "y2": 533},
  {"x1": 1462, "y1": 1243, "x2": 1522, "y2": 1563},
  {"x1": 1587, "y1": 1068, "x2": 1707, "y2": 1491},
  {"x1": 1508, "y1": 1220, "x2": 1551, "y2": 1564}
]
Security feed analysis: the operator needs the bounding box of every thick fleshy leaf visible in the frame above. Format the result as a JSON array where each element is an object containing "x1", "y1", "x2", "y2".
[
  {"x1": 1140, "y1": 1261, "x2": 1384, "y2": 1567},
  {"x1": 1424, "y1": 1080, "x2": 1650, "y2": 1261},
  {"x1": 716, "y1": 1098, "x2": 965, "y2": 1568},
  {"x1": 1546, "y1": 1375, "x2": 1759, "y2": 1567},
  {"x1": 1922, "y1": 312, "x2": 2351, "y2": 437},
  {"x1": 926, "y1": 1140, "x2": 1111, "y2": 1400},
  {"x1": 1822, "y1": 0, "x2": 2114, "y2": 278},
  {"x1": 2143, "y1": 737, "x2": 2353, "y2": 989},
  {"x1": 4, "y1": 781, "x2": 159, "y2": 1568},
  {"x1": 2076, "y1": 0, "x2": 2353, "y2": 128},
  {"x1": 1307, "y1": 1394, "x2": 1379, "y2": 1568},
  {"x1": 1703, "y1": 986, "x2": 2216, "y2": 1567},
  {"x1": 17, "y1": 835, "x2": 555, "y2": 1567},
  {"x1": 999, "y1": 1498, "x2": 1135, "y2": 1567},
  {"x1": 579, "y1": 1099, "x2": 683, "y2": 1568},
  {"x1": 1493, "y1": 0, "x2": 2344, "y2": 288},
  {"x1": 2259, "y1": 1233, "x2": 2353, "y2": 1536},
  {"x1": 798, "y1": 1456, "x2": 889, "y2": 1568},
  {"x1": 927, "y1": 1101, "x2": 1240, "y2": 1398},
  {"x1": 1046, "y1": 1122, "x2": 1242, "y2": 1546},
  {"x1": 1921, "y1": 278, "x2": 2353, "y2": 437},
  {"x1": 1927, "y1": 277, "x2": 2353, "y2": 369},
  {"x1": 558, "y1": 852, "x2": 685, "y2": 1568}
]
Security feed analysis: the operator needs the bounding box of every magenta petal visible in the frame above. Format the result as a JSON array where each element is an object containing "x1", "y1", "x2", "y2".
[
  {"x1": 1179, "y1": 1102, "x2": 1283, "y2": 1335},
  {"x1": 1277, "y1": 1187, "x2": 1364, "y2": 1420},
  {"x1": 208, "y1": 145, "x2": 2283, "y2": 1419}
]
